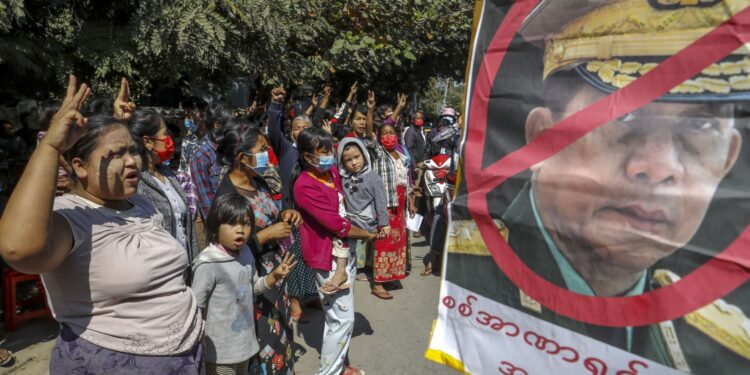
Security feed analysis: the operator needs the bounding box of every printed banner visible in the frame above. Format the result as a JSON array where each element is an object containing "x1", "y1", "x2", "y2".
[{"x1": 427, "y1": 0, "x2": 750, "y2": 374}]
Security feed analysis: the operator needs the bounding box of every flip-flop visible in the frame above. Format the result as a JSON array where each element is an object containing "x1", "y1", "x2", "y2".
[
  {"x1": 356, "y1": 273, "x2": 369, "y2": 281},
  {"x1": 0, "y1": 349, "x2": 13, "y2": 367},
  {"x1": 420, "y1": 266, "x2": 433, "y2": 276},
  {"x1": 319, "y1": 282, "x2": 341, "y2": 296},
  {"x1": 370, "y1": 289, "x2": 394, "y2": 300}
]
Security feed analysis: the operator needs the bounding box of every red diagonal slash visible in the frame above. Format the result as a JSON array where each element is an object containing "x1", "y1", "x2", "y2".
[{"x1": 464, "y1": 0, "x2": 750, "y2": 326}]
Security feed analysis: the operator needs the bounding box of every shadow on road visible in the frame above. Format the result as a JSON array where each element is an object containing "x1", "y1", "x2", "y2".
[{"x1": 295, "y1": 308, "x2": 373, "y2": 359}]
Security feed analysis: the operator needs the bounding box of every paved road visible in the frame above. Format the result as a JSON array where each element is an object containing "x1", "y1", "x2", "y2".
[
  {"x1": 293, "y1": 237, "x2": 455, "y2": 374},
  {"x1": 1, "y1": 236, "x2": 455, "y2": 375}
]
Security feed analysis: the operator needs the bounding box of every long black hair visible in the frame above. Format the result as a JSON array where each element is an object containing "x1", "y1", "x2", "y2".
[
  {"x1": 289, "y1": 127, "x2": 333, "y2": 208},
  {"x1": 204, "y1": 104, "x2": 234, "y2": 143},
  {"x1": 205, "y1": 193, "x2": 255, "y2": 244},
  {"x1": 215, "y1": 118, "x2": 262, "y2": 168}
]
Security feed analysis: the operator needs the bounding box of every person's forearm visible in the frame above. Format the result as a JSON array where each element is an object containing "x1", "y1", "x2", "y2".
[
  {"x1": 320, "y1": 95, "x2": 331, "y2": 109},
  {"x1": 366, "y1": 107, "x2": 374, "y2": 138},
  {"x1": 392, "y1": 105, "x2": 404, "y2": 123},
  {"x1": 347, "y1": 225, "x2": 374, "y2": 239},
  {"x1": 256, "y1": 228, "x2": 271, "y2": 245},
  {"x1": 304, "y1": 104, "x2": 315, "y2": 116},
  {"x1": 0, "y1": 143, "x2": 60, "y2": 261}
]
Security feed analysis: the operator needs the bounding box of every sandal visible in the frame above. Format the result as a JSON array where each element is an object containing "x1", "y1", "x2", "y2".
[
  {"x1": 420, "y1": 265, "x2": 433, "y2": 276},
  {"x1": 370, "y1": 289, "x2": 393, "y2": 300},
  {"x1": 0, "y1": 349, "x2": 13, "y2": 367},
  {"x1": 356, "y1": 273, "x2": 369, "y2": 282},
  {"x1": 319, "y1": 282, "x2": 351, "y2": 296}
]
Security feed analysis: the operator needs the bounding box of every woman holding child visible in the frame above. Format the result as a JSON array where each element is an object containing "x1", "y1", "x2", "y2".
[
  {"x1": 293, "y1": 127, "x2": 377, "y2": 375},
  {"x1": 214, "y1": 120, "x2": 303, "y2": 374}
]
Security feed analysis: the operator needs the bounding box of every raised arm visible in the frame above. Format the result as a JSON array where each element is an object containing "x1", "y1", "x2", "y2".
[
  {"x1": 391, "y1": 93, "x2": 408, "y2": 123},
  {"x1": 267, "y1": 86, "x2": 290, "y2": 158},
  {"x1": 319, "y1": 86, "x2": 332, "y2": 109},
  {"x1": 304, "y1": 93, "x2": 318, "y2": 117},
  {"x1": 346, "y1": 81, "x2": 359, "y2": 104},
  {"x1": 366, "y1": 90, "x2": 376, "y2": 139},
  {"x1": 0, "y1": 76, "x2": 89, "y2": 274}
]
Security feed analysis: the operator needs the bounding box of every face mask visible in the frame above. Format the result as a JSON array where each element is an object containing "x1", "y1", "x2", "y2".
[
  {"x1": 380, "y1": 134, "x2": 398, "y2": 150},
  {"x1": 309, "y1": 153, "x2": 335, "y2": 172},
  {"x1": 414, "y1": 119, "x2": 424, "y2": 127},
  {"x1": 150, "y1": 135, "x2": 176, "y2": 164},
  {"x1": 244, "y1": 151, "x2": 269, "y2": 175},
  {"x1": 184, "y1": 118, "x2": 197, "y2": 133}
]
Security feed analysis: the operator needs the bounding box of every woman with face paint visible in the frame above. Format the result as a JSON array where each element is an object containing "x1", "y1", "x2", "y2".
[
  {"x1": 130, "y1": 109, "x2": 199, "y2": 282},
  {"x1": 0, "y1": 76, "x2": 204, "y2": 373},
  {"x1": 214, "y1": 118, "x2": 303, "y2": 374},
  {"x1": 292, "y1": 127, "x2": 377, "y2": 375}
]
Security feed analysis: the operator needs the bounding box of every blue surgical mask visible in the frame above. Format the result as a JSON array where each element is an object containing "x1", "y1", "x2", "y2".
[
  {"x1": 244, "y1": 151, "x2": 269, "y2": 174},
  {"x1": 184, "y1": 118, "x2": 197, "y2": 133},
  {"x1": 312, "y1": 154, "x2": 335, "y2": 172}
]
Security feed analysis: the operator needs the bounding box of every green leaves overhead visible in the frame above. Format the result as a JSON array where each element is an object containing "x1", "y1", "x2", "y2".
[{"x1": 0, "y1": 0, "x2": 472, "y2": 101}]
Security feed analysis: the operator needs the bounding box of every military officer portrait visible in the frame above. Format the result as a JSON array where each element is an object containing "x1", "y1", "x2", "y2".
[{"x1": 446, "y1": 0, "x2": 750, "y2": 373}]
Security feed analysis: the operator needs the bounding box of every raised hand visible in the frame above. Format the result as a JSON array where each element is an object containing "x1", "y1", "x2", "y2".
[
  {"x1": 113, "y1": 78, "x2": 136, "y2": 120},
  {"x1": 367, "y1": 90, "x2": 376, "y2": 110},
  {"x1": 347, "y1": 81, "x2": 359, "y2": 102},
  {"x1": 43, "y1": 75, "x2": 91, "y2": 153},
  {"x1": 271, "y1": 86, "x2": 286, "y2": 104},
  {"x1": 322, "y1": 119, "x2": 332, "y2": 134},
  {"x1": 397, "y1": 93, "x2": 407, "y2": 108},
  {"x1": 311, "y1": 93, "x2": 319, "y2": 108},
  {"x1": 271, "y1": 253, "x2": 298, "y2": 281}
]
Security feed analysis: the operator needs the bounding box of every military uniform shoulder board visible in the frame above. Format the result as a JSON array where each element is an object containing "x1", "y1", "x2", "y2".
[
  {"x1": 654, "y1": 269, "x2": 750, "y2": 361},
  {"x1": 446, "y1": 219, "x2": 509, "y2": 256}
]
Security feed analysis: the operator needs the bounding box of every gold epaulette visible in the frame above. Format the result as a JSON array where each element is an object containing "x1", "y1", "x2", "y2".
[
  {"x1": 446, "y1": 219, "x2": 509, "y2": 256},
  {"x1": 653, "y1": 269, "x2": 750, "y2": 360}
]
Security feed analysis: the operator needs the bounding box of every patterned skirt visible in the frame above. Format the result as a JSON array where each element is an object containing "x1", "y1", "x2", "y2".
[{"x1": 372, "y1": 185, "x2": 408, "y2": 283}]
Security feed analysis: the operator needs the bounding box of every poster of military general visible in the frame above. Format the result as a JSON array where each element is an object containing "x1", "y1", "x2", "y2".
[{"x1": 426, "y1": 0, "x2": 750, "y2": 374}]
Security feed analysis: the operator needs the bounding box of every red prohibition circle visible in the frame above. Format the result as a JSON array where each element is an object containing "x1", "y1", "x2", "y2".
[{"x1": 464, "y1": 0, "x2": 750, "y2": 327}]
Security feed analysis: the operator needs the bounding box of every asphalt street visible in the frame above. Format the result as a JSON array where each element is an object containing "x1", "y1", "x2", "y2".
[{"x1": 293, "y1": 236, "x2": 456, "y2": 374}]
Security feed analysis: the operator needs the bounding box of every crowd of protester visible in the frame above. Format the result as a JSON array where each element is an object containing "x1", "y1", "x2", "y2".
[{"x1": 0, "y1": 75, "x2": 461, "y2": 374}]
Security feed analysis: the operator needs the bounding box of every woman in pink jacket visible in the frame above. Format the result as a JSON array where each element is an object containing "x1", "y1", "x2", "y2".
[{"x1": 292, "y1": 127, "x2": 375, "y2": 375}]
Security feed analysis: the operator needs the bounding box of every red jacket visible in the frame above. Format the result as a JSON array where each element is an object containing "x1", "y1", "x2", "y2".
[{"x1": 293, "y1": 166, "x2": 352, "y2": 271}]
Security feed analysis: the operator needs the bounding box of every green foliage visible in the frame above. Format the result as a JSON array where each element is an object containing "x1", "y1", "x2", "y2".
[
  {"x1": 418, "y1": 77, "x2": 465, "y2": 117},
  {"x1": 0, "y1": 0, "x2": 473, "y2": 103}
]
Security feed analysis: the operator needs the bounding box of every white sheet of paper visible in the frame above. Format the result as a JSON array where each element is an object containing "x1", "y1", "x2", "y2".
[{"x1": 406, "y1": 213, "x2": 424, "y2": 232}]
